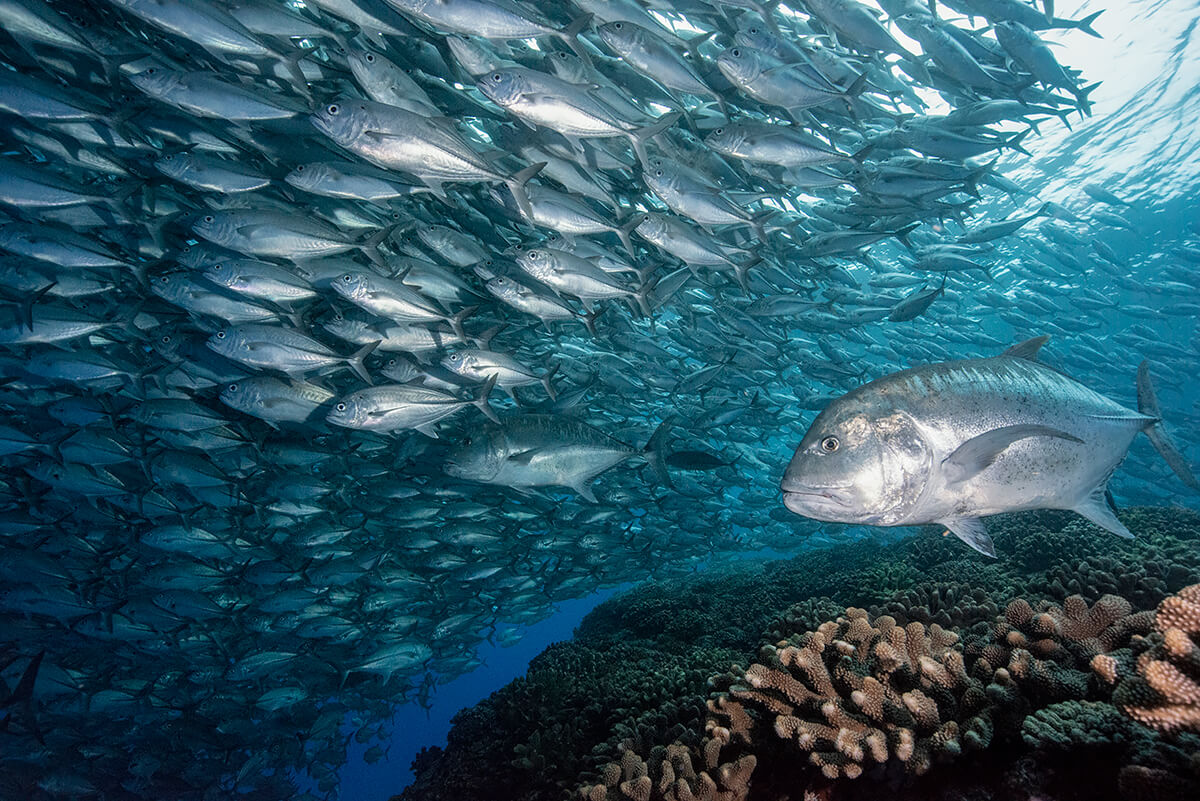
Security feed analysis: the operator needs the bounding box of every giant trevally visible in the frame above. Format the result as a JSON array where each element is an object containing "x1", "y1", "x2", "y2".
[
  {"x1": 780, "y1": 337, "x2": 1200, "y2": 556},
  {"x1": 444, "y1": 414, "x2": 672, "y2": 501}
]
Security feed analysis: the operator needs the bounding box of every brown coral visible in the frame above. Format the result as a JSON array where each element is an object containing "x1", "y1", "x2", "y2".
[
  {"x1": 578, "y1": 740, "x2": 754, "y2": 801},
  {"x1": 1116, "y1": 584, "x2": 1200, "y2": 732},
  {"x1": 712, "y1": 608, "x2": 983, "y2": 780}
]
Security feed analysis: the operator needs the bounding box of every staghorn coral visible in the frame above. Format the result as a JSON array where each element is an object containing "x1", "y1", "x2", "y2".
[
  {"x1": 764, "y1": 596, "x2": 843, "y2": 642},
  {"x1": 401, "y1": 637, "x2": 737, "y2": 801},
  {"x1": 1116, "y1": 733, "x2": 1200, "y2": 801},
  {"x1": 1114, "y1": 583, "x2": 1200, "y2": 733}
]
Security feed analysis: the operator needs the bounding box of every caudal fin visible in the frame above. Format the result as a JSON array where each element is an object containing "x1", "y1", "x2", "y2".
[
  {"x1": 505, "y1": 162, "x2": 545, "y2": 222},
  {"x1": 642, "y1": 416, "x2": 673, "y2": 489},
  {"x1": 1137, "y1": 361, "x2": 1200, "y2": 491},
  {"x1": 347, "y1": 340, "x2": 379, "y2": 385},
  {"x1": 1065, "y1": 10, "x2": 1103, "y2": 38},
  {"x1": 474, "y1": 374, "x2": 500, "y2": 423}
]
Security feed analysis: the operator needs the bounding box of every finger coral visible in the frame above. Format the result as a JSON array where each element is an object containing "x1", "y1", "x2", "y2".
[
  {"x1": 577, "y1": 739, "x2": 755, "y2": 801},
  {"x1": 1114, "y1": 583, "x2": 1200, "y2": 732},
  {"x1": 716, "y1": 608, "x2": 985, "y2": 779}
]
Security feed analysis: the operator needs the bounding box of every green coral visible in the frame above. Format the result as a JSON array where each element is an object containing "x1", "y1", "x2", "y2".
[{"x1": 1022, "y1": 701, "x2": 1133, "y2": 749}]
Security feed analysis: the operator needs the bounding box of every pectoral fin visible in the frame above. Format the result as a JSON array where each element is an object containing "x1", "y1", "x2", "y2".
[
  {"x1": 939, "y1": 517, "x2": 996, "y2": 557},
  {"x1": 943, "y1": 425, "x2": 1082, "y2": 485},
  {"x1": 506, "y1": 448, "x2": 544, "y2": 465},
  {"x1": 570, "y1": 480, "x2": 598, "y2": 503},
  {"x1": 1002, "y1": 335, "x2": 1049, "y2": 361},
  {"x1": 1073, "y1": 486, "x2": 1133, "y2": 539}
]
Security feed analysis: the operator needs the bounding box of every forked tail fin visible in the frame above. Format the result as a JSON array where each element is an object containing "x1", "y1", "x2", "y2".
[
  {"x1": 642, "y1": 416, "x2": 673, "y2": 489},
  {"x1": 1137, "y1": 361, "x2": 1200, "y2": 491}
]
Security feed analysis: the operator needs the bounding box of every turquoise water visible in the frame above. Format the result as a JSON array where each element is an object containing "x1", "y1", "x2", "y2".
[{"x1": 0, "y1": 1, "x2": 1197, "y2": 799}]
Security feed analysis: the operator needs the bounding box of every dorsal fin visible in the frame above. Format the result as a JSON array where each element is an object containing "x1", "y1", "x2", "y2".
[{"x1": 1002, "y1": 335, "x2": 1050, "y2": 361}]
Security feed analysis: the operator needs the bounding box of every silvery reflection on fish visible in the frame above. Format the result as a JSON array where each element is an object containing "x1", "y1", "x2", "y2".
[{"x1": 3, "y1": 0, "x2": 1193, "y2": 798}]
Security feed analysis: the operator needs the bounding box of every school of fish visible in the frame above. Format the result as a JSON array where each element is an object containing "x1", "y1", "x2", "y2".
[{"x1": 1, "y1": 0, "x2": 1197, "y2": 798}]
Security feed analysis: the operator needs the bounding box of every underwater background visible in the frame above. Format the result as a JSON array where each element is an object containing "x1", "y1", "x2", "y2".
[{"x1": 0, "y1": 0, "x2": 1197, "y2": 799}]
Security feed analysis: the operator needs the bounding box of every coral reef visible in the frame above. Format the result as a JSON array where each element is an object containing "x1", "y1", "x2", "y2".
[
  {"x1": 404, "y1": 638, "x2": 738, "y2": 801},
  {"x1": 576, "y1": 740, "x2": 755, "y2": 801},
  {"x1": 396, "y1": 507, "x2": 1200, "y2": 801},
  {"x1": 1111, "y1": 584, "x2": 1200, "y2": 732},
  {"x1": 721, "y1": 609, "x2": 978, "y2": 779}
]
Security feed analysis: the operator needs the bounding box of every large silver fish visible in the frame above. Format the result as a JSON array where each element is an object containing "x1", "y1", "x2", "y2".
[{"x1": 780, "y1": 336, "x2": 1200, "y2": 556}]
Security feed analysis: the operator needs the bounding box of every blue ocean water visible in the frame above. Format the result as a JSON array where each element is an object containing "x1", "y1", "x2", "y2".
[
  {"x1": 336, "y1": 590, "x2": 620, "y2": 799},
  {"x1": 1, "y1": 0, "x2": 1198, "y2": 799},
  {"x1": 352, "y1": 0, "x2": 1200, "y2": 795}
]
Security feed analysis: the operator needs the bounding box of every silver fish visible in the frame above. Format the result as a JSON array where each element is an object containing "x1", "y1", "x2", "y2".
[
  {"x1": 326, "y1": 377, "x2": 497, "y2": 437},
  {"x1": 781, "y1": 337, "x2": 1200, "y2": 556},
  {"x1": 444, "y1": 414, "x2": 671, "y2": 501}
]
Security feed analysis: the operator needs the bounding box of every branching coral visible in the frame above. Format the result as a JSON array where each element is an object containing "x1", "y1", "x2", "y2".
[
  {"x1": 714, "y1": 608, "x2": 986, "y2": 779},
  {"x1": 868, "y1": 581, "x2": 1000, "y2": 631},
  {"x1": 400, "y1": 508, "x2": 1200, "y2": 801},
  {"x1": 1020, "y1": 700, "x2": 1133, "y2": 749},
  {"x1": 577, "y1": 739, "x2": 754, "y2": 801},
  {"x1": 706, "y1": 593, "x2": 1150, "y2": 784},
  {"x1": 1113, "y1": 583, "x2": 1200, "y2": 732}
]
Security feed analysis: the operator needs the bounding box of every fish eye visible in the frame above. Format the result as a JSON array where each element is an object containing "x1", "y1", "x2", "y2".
[
  {"x1": 731, "y1": 48, "x2": 740, "y2": 57},
  {"x1": 492, "y1": 73, "x2": 502, "y2": 81},
  {"x1": 145, "y1": 67, "x2": 156, "y2": 75},
  {"x1": 364, "y1": 53, "x2": 375, "y2": 63},
  {"x1": 613, "y1": 22, "x2": 622, "y2": 29},
  {"x1": 342, "y1": 274, "x2": 352, "y2": 282},
  {"x1": 215, "y1": 330, "x2": 226, "y2": 339},
  {"x1": 528, "y1": 251, "x2": 539, "y2": 259},
  {"x1": 820, "y1": 436, "x2": 840, "y2": 453},
  {"x1": 641, "y1": 215, "x2": 650, "y2": 222},
  {"x1": 449, "y1": 354, "x2": 460, "y2": 362},
  {"x1": 336, "y1": 402, "x2": 346, "y2": 412},
  {"x1": 160, "y1": 335, "x2": 170, "y2": 343},
  {"x1": 227, "y1": 383, "x2": 238, "y2": 393},
  {"x1": 714, "y1": 128, "x2": 723, "y2": 135},
  {"x1": 655, "y1": 169, "x2": 663, "y2": 176},
  {"x1": 203, "y1": 215, "x2": 214, "y2": 223},
  {"x1": 159, "y1": 275, "x2": 170, "y2": 283},
  {"x1": 327, "y1": 104, "x2": 340, "y2": 115},
  {"x1": 294, "y1": 165, "x2": 304, "y2": 172}
]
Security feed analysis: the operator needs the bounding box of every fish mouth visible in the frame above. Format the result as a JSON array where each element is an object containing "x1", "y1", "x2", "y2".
[
  {"x1": 780, "y1": 481, "x2": 854, "y2": 518},
  {"x1": 309, "y1": 113, "x2": 334, "y2": 137},
  {"x1": 474, "y1": 82, "x2": 502, "y2": 103}
]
